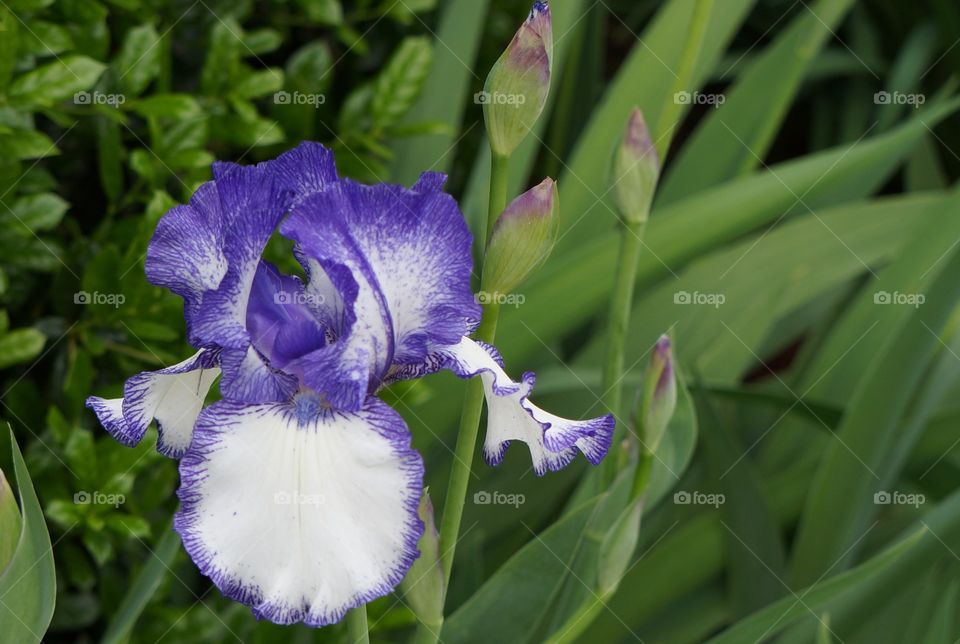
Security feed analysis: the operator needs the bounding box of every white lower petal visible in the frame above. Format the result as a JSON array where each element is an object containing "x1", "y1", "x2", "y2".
[
  {"x1": 175, "y1": 396, "x2": 423, "y2": 626},
  {"x1": 87, "y1": 350, "x2": 220, "y2": 458}
]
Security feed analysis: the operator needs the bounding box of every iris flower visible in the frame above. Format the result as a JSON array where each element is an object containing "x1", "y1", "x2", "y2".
[{"x1": 87, "y1": 142, "x2": 613, "y2": 626}]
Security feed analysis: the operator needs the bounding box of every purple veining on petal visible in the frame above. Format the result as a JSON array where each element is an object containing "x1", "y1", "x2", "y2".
[
  {"x1": 282, "y1": 170, "x2": 480, "y2": 401},
  {"x1": 86, "y1": 349, "x2": 221, "y2": 458}
]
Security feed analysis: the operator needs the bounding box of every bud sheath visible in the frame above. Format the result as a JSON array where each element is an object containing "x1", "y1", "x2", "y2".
[
  {"x1": 482, "y1": 178, "x2": 558, "y2": 296},
  {"x1": 613, "y1": 108, "x2": 660, "y2": 225},
  {"x1": 482, "y1": 2, "x2": 553, "y2": 157}
]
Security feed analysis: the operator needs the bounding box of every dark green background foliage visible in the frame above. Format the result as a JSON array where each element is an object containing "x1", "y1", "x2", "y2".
[{"x1": 1, "y1": 0, "x2": 960, "y2": 642}]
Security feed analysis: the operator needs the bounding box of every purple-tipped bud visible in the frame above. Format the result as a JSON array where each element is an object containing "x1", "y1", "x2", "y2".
[
  {"x1": 482, "y1": 178, "x2": 558, "y2": 296},
  {"x1": 639, "y1": 334, "x2": 676, "y2": 454},
  {"x1": 400, "y1": 491, "x2": 444, "y2": 625},
  {"x1": 482, "y1": 2, "x2": 553, "y2": 157},
  {"x1": 613, "y1": 108, "x2": 660, "y2": 224}
]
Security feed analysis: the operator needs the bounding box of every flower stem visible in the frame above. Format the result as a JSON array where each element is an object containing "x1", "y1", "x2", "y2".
[
  {"x1": 427, "y1": 149, "x2": 510, "y2": 644},
  {"x1": 486, "y1": 152, "x2": 509, "y2": 243},
  {"x1": 600, "y1": 221, "x2": 645, "y2": 414},
  {"x1": 346, "y1": 605, "x2": 369, "y2": 644}
]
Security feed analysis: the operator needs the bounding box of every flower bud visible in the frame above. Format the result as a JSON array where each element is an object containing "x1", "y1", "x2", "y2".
[
  {"x1": 0, "y1": 469, "x2": 21, "y2": 572},
  {"x1": 482, "y1": 178, "x2": 558, "y2": 296},
  {"x1": 639, "y1": 334, "x2": 676, "y2": 454},
  {"x1": 613, "y1": 108, "x2": 660, "y2": 225},
  {"x1": 482, "y1": 2, "x2": 553, "y2": 157},
  {"x1": 400, "y1": 491, "x2": 444, "y2": 626}
]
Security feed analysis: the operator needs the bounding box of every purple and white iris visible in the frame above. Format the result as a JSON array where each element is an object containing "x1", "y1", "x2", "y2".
[{"x1": 87, "y1": 142, "x2": 613, "y2": 626}]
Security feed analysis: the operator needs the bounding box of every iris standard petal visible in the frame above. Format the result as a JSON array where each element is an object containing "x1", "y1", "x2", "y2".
[
  {"x1": 86, "y1": 349, "x2": 220, "y2": 458},
  {"x1": 175, "y1": 396, "x2": 424, "y2": 626},
  {"x1": 281, "y1": 172, "x2": 480, "y2": 408},
  {"x1": 389, "y1": 338, "x2": 614, "y2": 475}
]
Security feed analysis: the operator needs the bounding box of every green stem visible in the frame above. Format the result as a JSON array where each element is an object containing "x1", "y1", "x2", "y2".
[
  {"x1": 486, "y1": 152, "x2": 509, "y2": 243},
  {"x1": 426, "y1": 147, "x2": 510, "y2": 644},
  {"x1": 600, "y1": 221, "x2": 646, "y2": 415},
  {"x1": 346, "y1": 605, "x2": 369, "y2": 644},
  {"x1": 631, "y1": 447, "x2": 655, "y2": 501}
]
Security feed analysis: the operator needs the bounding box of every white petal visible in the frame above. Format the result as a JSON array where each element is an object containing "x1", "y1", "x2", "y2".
[
  {"x1": 87, "y1": 350, "x2": 220, "y2": 458},
  {"x1": 175, "y1": 396, "x2": 423, "y2": 626},
  {"x1": 438, "y1": 338, "x2": 614, "y2": 476}
]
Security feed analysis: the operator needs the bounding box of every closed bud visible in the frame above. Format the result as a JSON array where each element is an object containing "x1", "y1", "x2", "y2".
[
  {"x1": 640, "y1": 334, "x2": 676, "y2": 454},
  {"x1": 400, "y1": 491, "x2": 444, "y2": 627},
  {"x1": 613, "y1": 108, "x2": 660, "y2": 225},
  {"x1": 0, "y1": 470, "x2": 21, "y2": 572},
  {"x1": 482, "y1": 2, "x2": 553, "y2": 157},
  {"x1": 482, "y1": 178, "x2": 558, "y2": 296}
]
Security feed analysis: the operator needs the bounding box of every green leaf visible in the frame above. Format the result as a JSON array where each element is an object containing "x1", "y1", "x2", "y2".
[
  {"x1": 7, "y1": 55, "x2": 106, "y2": 107},
  {"x1": 101, "y1": 523, "x2": 180, "y2": 644},
  {"x1": 297, "y1": 0, "x2": 342, "y2": 25},
  {"x1": 0, "y1": 129, "x2": 59, "y2": 160},
  {"x1": 371, "y1": 37, "x2": 433, "y2": 129},
  {"x1": 4, "y1": 193, "x2": 69, "y2": 234},
  {"x1": 20, "y1": 21, "x2": 74, "y2": 56},
  {"x1": 389, "y1": 0, "x2": 491, "y2": 183},
  {"x1": 0, "y1": 469, "x2": 21, "y2": 572},
  {"x1": 232, "y1": 68, "x2": 284, "y2": 99},
  {"x1": 0, "y1": 328, "x2": 45, "y2": 369},
  {"x1": 0, "y1": 7, "x2": 19, "y2": 91},
  {"x1": 790, "y1": 190, "x2": 960, "y2": 585},
  {"x1": 131, "y1": 94, "x2": 202, "y2": 120},
  {"x1": 114, "y1": 23, "x2": 162, "y2": 96},
  {"x1": 658, "y1": 0, "x2": 857, "y2": 203},
  {"x1": 0, "y1": 425, "x2": 56, "y2": 641}
]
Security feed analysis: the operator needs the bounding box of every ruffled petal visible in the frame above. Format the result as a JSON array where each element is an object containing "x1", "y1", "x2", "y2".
[
  {"x1": 86, "y1": 350, "x2": 220, "y2": 458},
  {"x1": 182, "y1": 164, "x2": 291, "y2": 350},
  {"x1": 175, "y1": 395, "x2": 424, "y2": 626},
  {"x1": 389, "y1": 338, "x2": 613, "y2": 476},
  {"x1": 281, "y1": 172, "x2": 480, "y2": 407}
]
